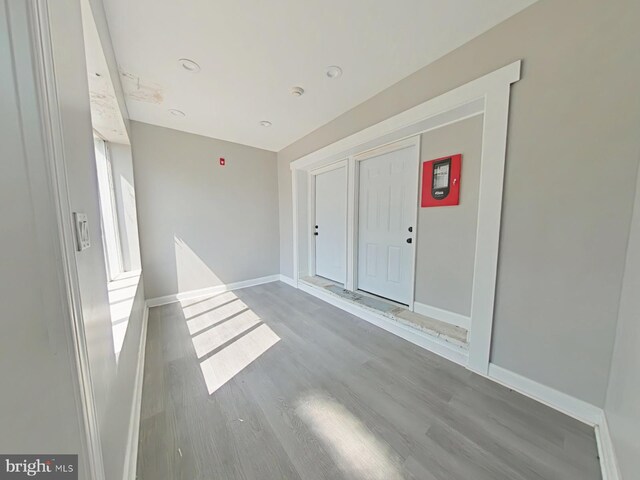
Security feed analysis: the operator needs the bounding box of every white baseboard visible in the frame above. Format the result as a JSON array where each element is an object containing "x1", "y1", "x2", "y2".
[
  {"x1": 298, "y1": 281, "x2": 468, "y2": 367},
  {"x1": 487, "y1": 363, "x2": 602, "y2": 426},
  {"x1": 413, "y1": 301, "x2": 471, "y2": 330},
  {"x1": 122, "y1": 303, "x2": 149, "y2": 480},
  {"x1": 278, "y1": 274, "x2": 297, "y2": 288},
  {"x1": 488, "y1": 365, "x2": 622, "y2": 479},
  {"x1": 146, "y1": 274, "x2": 281, "y2": 307},
  {"x1": 595, "y1": 412, "x2": 622, "y2": 480}
]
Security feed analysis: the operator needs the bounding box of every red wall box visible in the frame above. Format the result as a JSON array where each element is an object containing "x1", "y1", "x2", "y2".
[{"x1": 421, "y1": 154, "x2": 462, "y2": 207}]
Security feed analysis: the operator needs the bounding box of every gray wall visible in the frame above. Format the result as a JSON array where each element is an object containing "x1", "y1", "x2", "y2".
[
  {"x1": 277, "y1": 0, "x2": 640, "y2": 406},
  {"x1": 110, "y1": 142, "x2": 142, "y2": 271},
  {"x1": 49, "y1": 2, "x2": 148, "y2": 479},
  {"x1": 2, "y1": 1, "x2": 147, "y2": 479},
  {"x1": 415, "y1": 115, "x2": 483, "y2": 316},
  {"x1": 278, "y1": 155, "x2": 294, "y2": 279},
  {"x1": 0, "y1": 0, "x2": 144, "y2": 479},
  {"x1": 131, "y1": 121, "x2": 279, "y2": 299},
  {"x1": 604, "y1": 161, "x2": 640, "y2": 479},
  {"x1": 0, "y1": 1, "x2": 86, "y2": 472}
]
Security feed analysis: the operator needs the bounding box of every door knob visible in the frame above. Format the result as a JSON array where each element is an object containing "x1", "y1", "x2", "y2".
[{"x1": 406, "y1": 238, "x2": 412, "y2": 244}]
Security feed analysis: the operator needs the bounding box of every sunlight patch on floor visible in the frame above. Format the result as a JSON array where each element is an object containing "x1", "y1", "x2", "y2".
[
  {"x1": 296, "y1": 392, "x2": 404, "y2": 480},
  {"x1": 191, "y1": 309, "x2": 261, "y2": 359},
  {"x1": 199, "y1": 323, "x2": 280, "y2": 394},
  {"x1": 181, "y1": 290, "x2": 237, "y2": 318},
  {"x1": 181, "y1": 290, "x2": 280, "y2": 395},
  {"x1": 186, "y1": 298, "x2": 248, "y2": 335}
]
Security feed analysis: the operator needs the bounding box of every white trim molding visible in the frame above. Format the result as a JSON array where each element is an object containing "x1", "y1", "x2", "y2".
[
  {"x1": 278, "y1": 274, "x2": 298, "y2": 288},
  {"x1": 122, "y1": 304, "x2": 149, "y2": 480},
  {"x1": 488, "y1": 364, "x2": 621, "y2": 480},
  {"x1": 595, "y1": 413, "x2": 622, "y2": 480},
  {"x1": 290, "y1": 61, "x2": 520, "y2": 171},
  {"x1": 487, "y1": 364, "x2": 602, "y2": 426},
  {"x1": 413, "y1": 302, "x2": 471, "y2": 330},
  {"x1": 290, "y1": 61, "x2": 522, "y2": 375},
  {"x1": 146, "y1": 274, "x2": 281, "y2": 307},
  {"x1": 28, "y1": 2, "x2": 106, "y2": 477}
]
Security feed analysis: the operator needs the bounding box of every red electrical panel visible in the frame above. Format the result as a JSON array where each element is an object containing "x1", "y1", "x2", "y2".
[{"x1": 421, "y1": 154, "x2": 461, "y2": 207}]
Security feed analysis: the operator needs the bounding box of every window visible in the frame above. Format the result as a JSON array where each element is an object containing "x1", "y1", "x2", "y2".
[{"x1": 94, "y1": 137, "x2": 123, "y2": 280}]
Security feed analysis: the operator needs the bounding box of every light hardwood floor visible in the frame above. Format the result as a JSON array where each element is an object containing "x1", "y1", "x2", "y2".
[{"x1": 137, "y1": 281, "x2": 601, "y2": 480}]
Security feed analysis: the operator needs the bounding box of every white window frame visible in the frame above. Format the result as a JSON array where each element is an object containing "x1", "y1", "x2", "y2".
[{"x1": 93, "y1": 136, "x2": 123, "y2": 280}]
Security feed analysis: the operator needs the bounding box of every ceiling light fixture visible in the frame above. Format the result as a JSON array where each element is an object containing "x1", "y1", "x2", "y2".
[
  {"x1": 326, "y1": 65, "x2": 343, "y2": 79},
  {"x1": 178, "y1": 58, "x2": 201, "y2": 73},
  {"x1": 290, "y1": 86, "x2": 305, "y2": 97},
  {"x1": 260, "y1": 120, "x2": 272, "y2": 127},
  {"x1": 169, "y1": 109, "x2": 186, "y2": 117}
]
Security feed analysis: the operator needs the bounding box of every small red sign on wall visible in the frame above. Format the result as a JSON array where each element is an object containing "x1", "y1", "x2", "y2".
[
  {"x1": 219, "y1": 157, "x2": 226, "y2": 166},
  {"x1": 421, "y1": 154, "x2": 461, "y2": 207}
]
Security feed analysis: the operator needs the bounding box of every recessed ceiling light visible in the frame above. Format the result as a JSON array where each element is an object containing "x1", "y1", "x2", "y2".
[
  {"x1": 290, "y1": 86, "x2": 305, "y2": 97},
  {"x1": 169, "y1": 109, "x2": 185, "y2": 117},
  {"x1": 178, "y1": 58, "x2": 201, "y2": 73},
  {"x1": 260, "y1": 120, "x2": 272, "y2": 127},
  {"x1": 326, "y1": 65, "x2": 343, "y2": 79}
]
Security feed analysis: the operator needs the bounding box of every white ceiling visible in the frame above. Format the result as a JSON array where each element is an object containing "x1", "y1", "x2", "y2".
[
  {"x1": 81, "y1": 0, "x2": 129, "y2": 144},
  {"x1": 103, "y1": 0, "x2": 536, "y2": 152}
]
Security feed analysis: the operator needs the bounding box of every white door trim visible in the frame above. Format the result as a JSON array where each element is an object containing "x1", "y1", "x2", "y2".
[
  {"x1": 291, "y1": 60, "x2": 521, "y2": 374},
  {"x1": 28, "y1": 2, "x2": 105, "y2": 478},
  {"x1": 352, "y1": 136, "x2": 420, "y2": 309}
]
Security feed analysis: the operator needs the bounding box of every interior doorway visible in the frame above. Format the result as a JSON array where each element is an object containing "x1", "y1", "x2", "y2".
[
  {"x1": 291, "y1": 61, "x2": 521, "y2": 373},
  {"x1": 313, "y1": 163, "x2": 347, "y2": 284},
  {"x1": 355, "y1": 140, "x2": 419, "y2": 306}
]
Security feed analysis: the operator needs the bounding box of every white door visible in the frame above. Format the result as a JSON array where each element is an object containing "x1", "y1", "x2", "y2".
[
  {"x1": 315, "y1": 166, "x2": 347, "y2": 284},
  {"x1": 357, "y1": 145, "x2": 417, "y2": 305}
]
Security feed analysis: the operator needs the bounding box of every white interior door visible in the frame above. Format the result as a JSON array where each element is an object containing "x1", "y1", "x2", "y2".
[
  {"x1": 315, "y1": 166, "x2": 347, "y2": 284},
  {"x1": 357, "y1": 145, "x2": 417, "y2": 305}
]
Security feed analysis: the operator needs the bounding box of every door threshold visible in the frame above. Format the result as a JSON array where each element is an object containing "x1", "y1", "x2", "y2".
[{"x1": 299, "y1": 276, "x2": 468, "y2": 348}]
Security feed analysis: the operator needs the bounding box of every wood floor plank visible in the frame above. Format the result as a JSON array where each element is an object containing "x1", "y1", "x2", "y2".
[{"x1": 137, "y1": 281, "x2": 601, "y2": 480}]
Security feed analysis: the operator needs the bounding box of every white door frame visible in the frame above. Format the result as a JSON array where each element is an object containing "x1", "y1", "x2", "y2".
[
  {"x1": 291, "y1": 60, "x2": 521, "y2": 374},
  {"x1": 350, "y1": 136, "x2": 420, "y2": 309},
  {"x1": 26, "y1": 2, "x2": 106, "y2": 478},
  {"x1": 308, "y1": 160, "x2": 348, "y2": 280}
]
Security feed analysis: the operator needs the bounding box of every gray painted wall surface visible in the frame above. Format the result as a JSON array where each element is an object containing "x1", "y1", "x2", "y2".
[
  {"x1": 131, "y1": 121, "x2": 279, "y2": 299},
  {"x1": 100, "y1": 276, "x2": 146, "y2": 479},
  {"x1": 51, "y1": 3, "x2": 147, "y2": 477},
  {"x1": 604, "y1": 162, "x2": 640, "y2": 479},
  {"x1": 0, "y1": 0, "x2": 149, "y2": 479},
  {"x1": 0, "y1": 1, "x2": 86, "y2": 472},
  {"x1": 415, "y1": 115, "x2": 482, "y2": 316},
  {"x1": 277, "y1": 0, "x2": 640, "y2": 406},
  {"x1": 278, "y1": 155, "x2": 294, "y2": 279},
  {"x1": 2, "y1": 1, "x2": 147, "y2": 478},
  {"x1": 49, "y1": 2, "x2": 148, "y2": 479}
]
